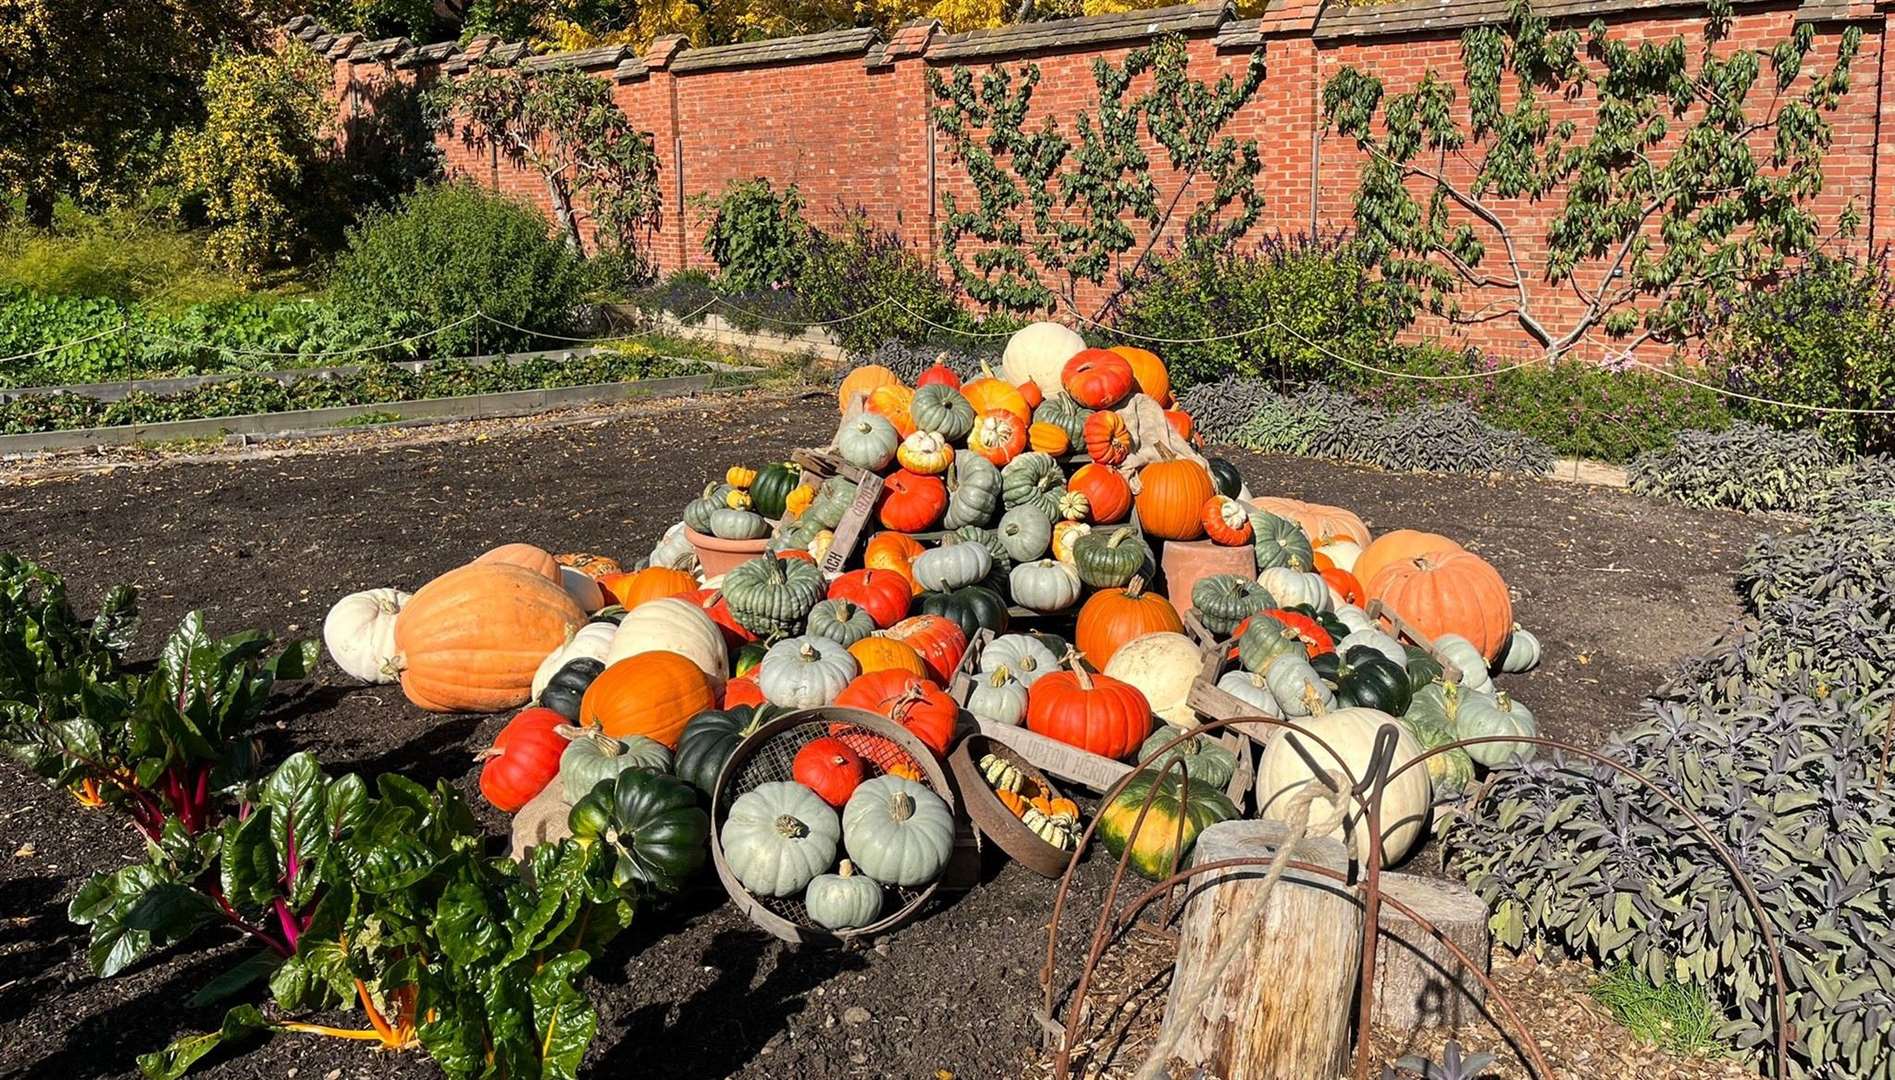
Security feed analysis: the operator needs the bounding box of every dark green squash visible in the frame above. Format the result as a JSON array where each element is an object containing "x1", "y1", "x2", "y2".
[
  {"x1": 1033, "y1": 392, "x2": 1093, "y2": 444},
  {"x1": 567, "y1": 767, "x2": 709, "y2": 893},
  {"x1": 1071, "y1": 525, "x2": 1154, "y2": 589},
  {"x1": 1404, "y1": 645, "x2": 1444, "y2": 694},
  {"x1": 749, "y1": 461, "x2": 802, "y2": 519},
  {"x1": 674, "y1": 704, "x2": 779, "y2": 796},
  {"x1": 1311, "y1": 647, "x2": 1413, "y2": 715},
  {"x1": 539, "y1": 657, "x2": 605, "y2": 721},
  {"x1": 1206, "y1": 457, "x2": 1244, "y2": 499},
  {"x1": 1286, "y1": 603, "x2": 1351, "y2": 644},
  {"x1": 918, "y1": 584, "x2": 1011, "y2": 638}
]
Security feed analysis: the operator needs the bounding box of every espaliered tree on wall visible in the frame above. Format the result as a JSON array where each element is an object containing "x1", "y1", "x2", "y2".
[
  {"x1": 437, "y1": 62, "x2": 662, "y2": 269},
  {"x1": 928, "y1": 35, "x2": 1266, "y2": 318},
  {"x1": 1322, "y1": 0, "x2": 1862, "y2": 358}
]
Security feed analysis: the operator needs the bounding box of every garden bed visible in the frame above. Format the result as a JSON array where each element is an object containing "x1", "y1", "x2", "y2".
[{"x1": 0, "y1": 391, "x2": 1776, "y2": 1079}]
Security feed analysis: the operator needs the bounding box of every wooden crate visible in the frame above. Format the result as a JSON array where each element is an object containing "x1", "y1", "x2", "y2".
[
  {"x1": 947, "y1": 629, "x2": 1136, "y2": 794},
  {"x1": 789, "y1": 447, "x2": 885, "y2": 580}
]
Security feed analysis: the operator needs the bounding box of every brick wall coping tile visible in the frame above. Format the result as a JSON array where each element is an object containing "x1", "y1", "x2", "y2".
[
  {"x1": 669, "y1": 26, "x2": 881, "y2": 73},
  {"x1": 520, "y1": 44, "x2": 630, "y2": 73},
  {"x1": 1315, "y1": 0, "x2": 1810, "y2": 40},
  {"x1": 927, "y1": 2, "x2": 1231, "y2": 61}
]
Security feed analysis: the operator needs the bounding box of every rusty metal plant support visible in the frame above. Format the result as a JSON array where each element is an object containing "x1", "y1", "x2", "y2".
[{"x1": 1037, "y1": 716, "x2": 1796, "y2": 1080}]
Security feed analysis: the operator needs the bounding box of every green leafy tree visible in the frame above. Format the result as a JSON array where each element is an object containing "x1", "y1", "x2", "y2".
[
  {"x1": 0, "y1": 0, "x2": 284, "y2": 226},
  {"x1": 928, "y1": 35, "x2": 1265, "y2": 318},
  {"x1": 168, "y1": 43, "x2": 335, "y2": 281},
  {"x1": 438, "y1": 63, "x2": 662, "y2": 268},
  {"x1": 1322, "y1": 0, "x2": 1862, "y2": 358}
]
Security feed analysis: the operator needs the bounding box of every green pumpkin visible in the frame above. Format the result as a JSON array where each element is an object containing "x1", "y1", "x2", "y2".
[
  {"x1": 684, "y1": 481, "x2": 738, "y2": 534},
  {"x1": 749, "y1": 462, "x2": 802, "y2": 519},
  {"x1": 1001, "y1": 452, "x2": 1068, "y2": 521},
  {"x1": 539, "y1": 657, "x2": 604, "y2": 721},
  {"x1": 1236, "y1": 611, "x2": 1315, "y2": 674},
  {"x1": 1071, "y1": 526, "x2": 1153, "y2": 589},
  {"x1": 1285, "y1": 603, "x2": 1350, "y2": 645},
  {"x1": 918, "y1": 584, "x2": 1011, "y2": 638},
  {"x1": 1033, "y1": 392, "x2": 1092, "y2": 444},
  {"x1": 720, "y1": 780, "x2": 841, "y2": 897},
  {"x1": 951, "y1": 525, "x2": 1012, "y2": 573},
  {"x1": 1401, "y1": 703, "x2": 1474, "y2": 797},
  {"x1": 1010, "y1": 559, "x2": 1082, "y2": 613},
  {"x1": 943, "y1": 453, "x2": 1002, "y2": 529},
  {"x1": 674, "y1": 704, "x2": 778, "y2": 796},
  {"x1": 804, "y1": 599, "x2": 877, "y2": 647},
  {"x1": 709, "y1": 507, "x2": 771, "y2": 540},
  {"x1": 841, "y1": 775, "x2": 955, "y2": 887},
  {"x1": 1454, "y1": 691, "x2": 1538, "y2": 768},
  {"x1": 1404, "y1": 645, "x2": 1445, "y2": 693},
  {"x1": 1206, "y1": 457, "x2": 1244, "y2": 499},
  {"x1": 1311, "y1": 647, "x2": 1413, "y2": 715},
  {"x1": 769, "y1": 517, "x2": 827, "y2": 555},
  {"x1": 806, "y1": 476, "x2": 858, "y2": 530},
  {"x1": 1433, "y1": 634, "x2": 1494, "y2": 693},
  {"x1": 1498, "y1": 626, "x2": 1541, "y2": 674},
  {"x1": 996, "y1": 505, "x2": 1052, "y2": 563},
  {"x1": 1098, "y1": 769, "x2": 1239, "y2": 881},
  {"x1": 1263, "y1": 653, "x2": 1334, "y2": 717},
  {"x1": 1136, "y1": 730, "x2": 1239, "y2": 790},
  {"x1": 804, "y1": 860, "x2": 884, "y2": 931},
  {"x1": 1248, "y1": 509, "x2": 1314, "y2": 571},
  {"x1": 559, "y1": 724, "x2": 673, "y2": 801},
  {"x1": 1192, "y1": 575, "x2": 1275, "y2": 638},
  {"x1": 567, "y1": 767, "x2": 709, "y2": 893},
  {"x1": 835, "y1": 414, "x2": 900, "y2": 471},
  {"x1": 722, "y1": 555, "x2": 825, "y2": 638},
  {"x1": 910, "y1": 383, "x2": 977, "y2": 441}
]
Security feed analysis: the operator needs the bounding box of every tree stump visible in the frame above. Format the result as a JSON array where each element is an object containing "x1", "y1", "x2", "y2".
[
  {"x1": 1159, "y1": 819, "x2": 1360, "y2": 1080},
  {"x1": 509, "y1": 782, "x2": 573, "y2": 862},
  {"x1": 1372, "y1": 873, "x2": 1492, "y2": 1033}
]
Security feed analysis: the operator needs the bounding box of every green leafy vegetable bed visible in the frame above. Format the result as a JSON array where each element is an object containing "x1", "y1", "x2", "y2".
[{"x1": 0, "y1": 349, "x2": 710, "y2": 434}]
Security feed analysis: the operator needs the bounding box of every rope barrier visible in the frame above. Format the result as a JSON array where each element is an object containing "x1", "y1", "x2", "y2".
[
  {"x1": 0, "y1": 322, "x2": 128, "y2": 365},
  {"x1": 137, "y1": 313, "x2": 481, "y2": 361}
]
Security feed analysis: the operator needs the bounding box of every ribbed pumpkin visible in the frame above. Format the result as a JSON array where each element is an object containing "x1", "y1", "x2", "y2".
[
  {"x1": 828, "y1": 568, "x2": 913, "y2": 629},
  {"x1": 1133, "y1": 458, "x2": 1214, "y2": 541},
  {"x1": 600, "y1": 566, "x2": 697, "y2": 609},
  {"x1": 962, "y1": 367, "x2": 1032, "y2": 423},
  {"x1": 838, "y1": 364, "x2": 901, "y2": 412},
  {"x1": 1028, "y1": 421, "x2": 1071, "y2": 456},
  {"x1": 1366, "y1": 548, "x2": 1513, "y2": 661},
  {"x1": 1075, "y1": 577, "x2": 1183, "y2": 668},
  {"x1": 477, "y1": 706, "x2": 568, "y2": 812},
  {"x1": 394, "y1": 563, "x2": 585, "y2": 713},
  {"x1": 474, "y1": 542, "x2": 560, "y2": 582},
  {"x1": 848, "y1": 635, "x2": 929, "y2": 677},
  {"x1": 1026, "y1": 660, "x2": 1152, "y2": 760},
  {"x1": 1082, "y1": 410, "x2": 1134, "y2": 465},
  {"x1": 1069, "y1": 463, "x2": 1132, "y2": 524},
  {"x1": 867, "y1": 384, "x2": 918, "y2": 438},
  {"x1": 1099, "y1": 770, "x2": 1238, "y2": 879},
  {"x1": 1351, "y1": 530, "x2": 1464, "y2": 596},
  {"x1": 883, "y1": 614, "x2": 968, "y2": 684},
  {"x1": 832, "y1": 670, "x2": 959, "y2": 758},
  {"x1": 968, "y1": 410, "x2": 1028, "y2": 466},
  {"x1": 579, "y1": 651, "x2": 716, "y2": 748},
  {"x1": 1246, "y1": 497, "x2": 1372, "y2": 547},
  {"x1": 1061, "y1": 349, "x2": 1137, "y2": 409},
  {"x1": 863, "y1": 532, "x2": 927, "y2": 595},
  {"x1": 1110, "y1": 346, "x2": 1171, "y2": 407}
]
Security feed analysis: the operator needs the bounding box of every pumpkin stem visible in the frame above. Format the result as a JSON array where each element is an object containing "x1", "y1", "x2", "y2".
[
  {"x1": 837, "y1": 859, "x2": 857, "y2": 878},
  {"x1": 798, "y1": 642, "x2": 822, "y2": 662},
  {"x1": 1124, "y1": 574, "x2": 1147, "y2": 599},
  {"x1": 987, "y1": 666, "x2": 1015, "y2": 688},
  {"x1": 774, "y1": 814, "x2": 809, "y2": 840},
  {"x1": 889, "y1": 791, "x2": 916, "y2": 822},
  {"x1": 1303, "y1": 684, "x2": 1329, "y2": 716},
  {"x1": 556, "y1": 722, "x2": 621, "y2": 756},
  {"x1": 1060, "y1": 649, "x2": 1094, "y2": 690},
  {"x1": 473, "y1": 746, "x2": 503, "y2": 762}
]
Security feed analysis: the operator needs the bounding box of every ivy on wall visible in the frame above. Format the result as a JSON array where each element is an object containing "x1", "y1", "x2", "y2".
[
  {"x1": 1322, "y1": 0, "x2": 1862, "y2": 358},
  {"x1": 927, "y1": 35, "x2": 1266, "y2": 318}
]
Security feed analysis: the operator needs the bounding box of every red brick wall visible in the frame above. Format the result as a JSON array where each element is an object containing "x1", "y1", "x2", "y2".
[{"x1": 321, "y1": 1, "x2": 1891, "y2": 361}]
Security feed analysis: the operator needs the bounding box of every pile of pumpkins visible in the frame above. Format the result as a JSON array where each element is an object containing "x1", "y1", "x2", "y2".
[{"x1": 317, "y1": 320, "x2": 1546, "y2": 888}]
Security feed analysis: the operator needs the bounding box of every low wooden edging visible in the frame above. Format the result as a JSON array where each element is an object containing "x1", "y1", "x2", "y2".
[{"x1": 0, "y1": 373, "x2": 721, "y2": 457}]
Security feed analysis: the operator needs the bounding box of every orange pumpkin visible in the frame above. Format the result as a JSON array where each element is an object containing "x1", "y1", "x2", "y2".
[
  {"x1": 1352, "y1": 530, "x2": 1464, "y2": 596},
  {"x1": 555, "y1": 553, "x2": 622, "y2": 579},
  {"x1": 1163, "y1": 409, "x2": 1196, "y2": 444},
  {"x1": 839, "y1": 364, "x2": 901, "y2": 413},
  {"x1": 879, "y1": 469, "x2": 948, "y2": 532},
  {"x1": 579, "y1": 651, "x2": 716, "y2": 748},
  {"x1": 968, "y1": 410, "x2": 1028, "y2": 466},
  {"x1": 1367, "y1": 549, "x2": 1513, "y2": 661},
  {"x1": 723, "y1": 673, "x2": 766, "y2": 709},
  {"x1": 1201, "y1": 495, "x2": 1253, "y2": 546},
  {"x1": 1075, "y1": 577, "x2": 1184, "y2": 668},
  {"x1": 884, "y1": 614, "x2": 968, "y2": 684},
  {"x1": 1069, "y1": 463, "x2": 1132, "y2": 524},
  {"x1": 1321, "y1": 566, "x2": 1366, "y2": 606},
  {"x1": 599, "y1": 566, "x2": 697, "y2": 608},
  {"x1": 1016, "y1": 380, "x2": 1044, "y2": 411},
  {"x1": 1246, "y1": 496, "x2": 1372, "y2": 547},
  {"x1": 864, "y1": 532, "x2": 927, "y2": 595},
  {"x1": 962, "y1": 367, "x2": 1031, "y2": 423},
  {"x1": 394, "y1": 563, "x2": 585, "y2": 713},
  {"x1": 474, "y1": 542, "x2": 560, "y2": 582},
  {"x1": 1062, "y1": 349, "x2": 1137, "y2": 409},
  {"x1": 1111, "y1": 346, "x2": 1172, "y2": 407},
  {"x1": 1028, "y1": 421, "x2": 1071, "y2": 456},
  {"x1": 1082, "y1": 410, "x2": 1134, "y2": 466},
  {"x1": 1133, "y1": 457, "x2": 1215, "y2": 541},
  {"x1": 868, "y1": 384, "x2": 918, "y2": 438},
  {"x1": 848, "y1": 635, "x2": 929, "y2": 677}
]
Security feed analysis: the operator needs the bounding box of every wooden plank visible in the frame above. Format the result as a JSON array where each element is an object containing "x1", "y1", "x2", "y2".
[
  {"x1": 974, "y1": 720, "x2": 1132, "y2": 795},
  {"x1": 1367, "y1": 598, "x2": 1464, "y2": 683},
  {"x1": 821, "y1": 471, "x2": 883, "y2": 578}
]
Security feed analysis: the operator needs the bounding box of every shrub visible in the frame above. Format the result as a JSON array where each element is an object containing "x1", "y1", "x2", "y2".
[
  {"x1": 794, "y1": 212, "x2": 981, "y2": 354},
  {"x1": 1116, "y1": 234, "x2": 1410, "y2": 389},
  {"x1": 326, "y1": 184, "x2": 587, "y2": 356},
  {"x1": 167, "y1": 44, "x2": 335, "y2": 281},
  {"x1": 0, "y1": 207, "x2": 250, "y2": 307},
  {"x1": 1626, "y1": 423, "x2": 1846, "y2": 513},
  {"x1": 697, "y1": 178, "x2": 810, "y2": 293},
  {"x1": 1712, "y1": 255, "x2": 1895, "y2": 454}
]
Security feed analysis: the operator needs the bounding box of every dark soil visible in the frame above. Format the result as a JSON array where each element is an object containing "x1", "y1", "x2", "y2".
[{"x1": 0, "y1": 389, "x2": 1777, "y2": 1080}]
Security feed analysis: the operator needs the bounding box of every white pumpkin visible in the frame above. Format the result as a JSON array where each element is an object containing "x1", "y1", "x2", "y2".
[
  {"x1": 558, "y1": 566, "x2": 605, "y2": 613},
  {"x1": 648, "y1": 521, "x2": 699, "y2": 573},
  {"x1": 1255, "y1": 706, "x2": 1431, "y2": 865},
  {"x1": 1215, "y1": 668, "x2": 1281, "y2": 717},
  {"x1": 323, "y1": 588, "x2": 411, "y2": 684},
  {"x1": 1258, "y1": 567, "x2": 1332, "y2": 612},
  {"x1": 1103, "y1": 632, "x2": 1203, "y2": 729},
  {"x1": 1316, "y1": 539, "x2": 1362, "y2": 573},
  {"x1": 608, "y1": 597, "x2": 728, "y2": 689},
  {"x1": 531, "y1": 621, "x2": 617, "y2": 700},
  {"x1": 1001, "y1": 321, "x2": 1086, "y2": 395},
  {"x1": 1333, "y1": 604, "x2": 1374, "y2": 635}
]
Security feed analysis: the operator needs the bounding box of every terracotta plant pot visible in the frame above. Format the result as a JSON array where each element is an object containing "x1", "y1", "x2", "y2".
[
  {"x1": 1159, "y1": 538, "x2": 1256, "y2": 611},
  {"x1": 685, "y1": 527, "x2": 771, "y2": 579}
]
